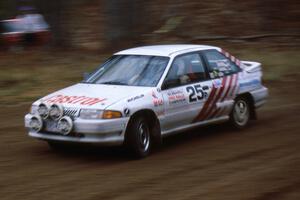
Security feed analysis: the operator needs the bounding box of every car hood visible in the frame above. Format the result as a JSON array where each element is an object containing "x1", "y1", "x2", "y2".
[{"x1": 37, "y1": 83, "x2": 153, "y2": 109}]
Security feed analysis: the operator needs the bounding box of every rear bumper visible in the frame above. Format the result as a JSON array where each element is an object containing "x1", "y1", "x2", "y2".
[
  {"x1": 250, "y1": 86, "x2": 268, "y2": 108},
  {"x1": 25, "y1": 114, "x2": 129, "y2": 145}
]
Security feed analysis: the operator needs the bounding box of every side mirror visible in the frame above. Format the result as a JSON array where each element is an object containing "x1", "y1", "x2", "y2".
[
  {"x1": 161, "y1": 82, "x2": 169, "y2": 90},
  {"x1": 161, "y1": 79, "x2": 179, "y2": 90}
]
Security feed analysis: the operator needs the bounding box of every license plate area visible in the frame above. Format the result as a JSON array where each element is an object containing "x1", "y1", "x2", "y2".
[{"x1": 44, "y1": 120, "x2": 59, "y2": 133}]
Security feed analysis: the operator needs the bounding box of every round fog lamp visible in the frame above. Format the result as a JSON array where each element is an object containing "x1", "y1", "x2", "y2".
[
  {"x1": 49, "y1": 104, "x2": 63, "y2": 121},
  {"x1": 37, "y1": 103, "x2": 49, "y2": 119},
  {"x1": 57, "y1": 116, "x2": 73, "y2": 135},
  {"x1": 29, "y1": 115, "x2": 43, "y2": 132}
]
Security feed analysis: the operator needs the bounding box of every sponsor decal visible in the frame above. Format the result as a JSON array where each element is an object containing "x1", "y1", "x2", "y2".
[
  {"x1": 153, "y1": 99, "x2": 163, "y2": 107},
  {"x1": 218, "y1": 72, "x2": 224, "y2": 77},
  {"x1": 44, "y1": 95, "x2": 106, "y2": 106},
  {"x1": 156, "y1": 110, "x2": 165, "y2": 116},
  {"x1": 127, "y1": 94, "x2": 144, "y2": 102},
  {"x1": 213, "y1": 79, "x2": 222, "y2": 88},
  {"x1": 240, "y1": 79, "x2": 260, "y2": 89},
  {"x1": 186, "y1": 84, "x2": 209, "y2": 103},
  {"x1": 209, "y1": 71, "x2": 219, "y2": 79},
  {"x1": 123, "y1": 108, "x2": 130, "y2": 116},
  {"x1": 151, "y1": 91, "x2": 158, "y2": 99},
  {"x1": 167, "y1": 89, "x2": 187, "y2": 105},
  {"x1": 152, "y1": 91, "x2": 163, "y2": 107}
]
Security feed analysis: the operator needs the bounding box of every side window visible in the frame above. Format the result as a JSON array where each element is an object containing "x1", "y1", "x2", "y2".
[
  {"x1": 163, "y1": 53, "x2": 207, "y2": 89},
  {"x1": 203, "y1": 50, "x2": 240, "y2": 79}
]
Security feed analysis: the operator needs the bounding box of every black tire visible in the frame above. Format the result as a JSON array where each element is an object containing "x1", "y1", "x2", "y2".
[
  {"x1": 125, "y1": 116, "x2": 151, "y2": 158},
  {"x1": 229, "y1": 96, "x2": 251, "y2": 129}
]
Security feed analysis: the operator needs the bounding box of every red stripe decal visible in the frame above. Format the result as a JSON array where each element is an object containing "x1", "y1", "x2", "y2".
[
  {"x1": 230, "y1": 55, "x2": 235, "y2": 62},
  {"x1": 209, "y1": 75, "x2": 235, "y2": 119},
  {"x1": 210, "y1": 108, "x2": 220, "y2": 119},
  {"x1": 192, "y1": 85, "x2": 217, "y2": 122},
  {"x1": 229, "y1": 74, "x2": 239, "y2": 98},
  {"x1": 220, "y1": 74, "x2": 235, "y2": 102},
  {"x1": 201, "y1": 76, "x2": 228, "y2": 120},
  {"x1": 216, "y1": 74, "x2": 239, "y2": 118},
  {"x1": 216, "y1": 107, "x2": 227, "y2": 118}
]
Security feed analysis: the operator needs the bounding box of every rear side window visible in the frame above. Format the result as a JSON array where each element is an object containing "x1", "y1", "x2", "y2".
[{"x1": 202, "y1": 50, "x2": 240, "y2": 79}]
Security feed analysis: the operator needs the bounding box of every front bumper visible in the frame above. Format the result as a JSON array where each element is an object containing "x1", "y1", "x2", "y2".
[{"x1": 25, "y1": 114, "x2": 129, "y2": 145}]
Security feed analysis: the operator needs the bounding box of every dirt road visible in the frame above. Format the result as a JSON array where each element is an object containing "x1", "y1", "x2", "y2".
[{"x1": 0, "y1": 80, "x2": 299, "y2": 200}]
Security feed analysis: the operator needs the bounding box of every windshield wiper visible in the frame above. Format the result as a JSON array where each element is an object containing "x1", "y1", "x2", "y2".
[{"x1": 99, "y1": 81, "x2": 128, "y2": 86}]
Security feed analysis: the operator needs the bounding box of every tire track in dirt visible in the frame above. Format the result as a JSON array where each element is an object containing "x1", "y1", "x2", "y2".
[
  {"x1": 1, "y1": 82, "x2": 300, "y2": 200},
  {"x1": 1, "y1": 117, "x2": 296, "y2": 199},
  {"x1": 1, "y1": 111, "x2": 298, "y2": 200},
  {"x1": 88, "y1": 140, "x2": 300, "y2": 200}
]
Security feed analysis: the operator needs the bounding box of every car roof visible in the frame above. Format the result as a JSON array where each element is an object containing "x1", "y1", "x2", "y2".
[{"x1": 115, "y1": 44, "x2": 218, "y2": 57}]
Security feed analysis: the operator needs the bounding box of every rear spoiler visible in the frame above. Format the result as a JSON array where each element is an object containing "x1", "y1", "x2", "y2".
[{"x1": 241, "y1": 61, "x2": 261, "y2": 73}]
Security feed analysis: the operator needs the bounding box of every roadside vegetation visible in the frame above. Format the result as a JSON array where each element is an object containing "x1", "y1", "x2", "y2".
[{"x1": 0, "y1": 42, "x2": 299, "y2": 105}]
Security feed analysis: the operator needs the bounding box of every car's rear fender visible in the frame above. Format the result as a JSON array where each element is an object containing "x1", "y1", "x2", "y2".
[{"x1": 235, "y1": 92, "x2": 257, "y2": 120}]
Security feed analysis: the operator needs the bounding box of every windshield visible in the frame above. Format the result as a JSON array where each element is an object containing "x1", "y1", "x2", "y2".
[{"x1": 84, "y1": 55, "x2": 169, "y2": 87}]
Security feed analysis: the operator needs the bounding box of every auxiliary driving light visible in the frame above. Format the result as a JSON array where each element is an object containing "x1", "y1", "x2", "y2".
[
  {"x1": 57, "y1": 116, "x2": 73, "y2": 135},
  {"x1": 29, "y1": 115, "x2": 43, "y2": 132},
  {"x1": 49, "y1": 104, "x2": 64, "y2": 121},
  {"x1": 37, "y1": 103, "x2": 49, "y2": 119}
]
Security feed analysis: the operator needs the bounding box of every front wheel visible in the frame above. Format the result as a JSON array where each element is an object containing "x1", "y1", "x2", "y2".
[
  {"x1": 229, "y1": 97, "x2": 250, "y2": 129},
  {"x1": 125, "y1": 117, "x2": 151, "y2": 158}
]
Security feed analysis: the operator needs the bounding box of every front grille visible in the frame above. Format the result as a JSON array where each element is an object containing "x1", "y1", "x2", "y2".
[{"x1": 63, "y1": 107, "x2": 79, "y2": 118}]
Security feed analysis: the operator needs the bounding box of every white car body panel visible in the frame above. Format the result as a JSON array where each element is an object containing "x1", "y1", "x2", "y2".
[
  {"x1": 25, "y1": 45, "x2": 268, "y2": 145},
  {"x1": 34, "y1": 83, "x2": 153, "y2": 110},
  {"x1": 115, "y1": 45, "x2": 218, "y2": 57}
]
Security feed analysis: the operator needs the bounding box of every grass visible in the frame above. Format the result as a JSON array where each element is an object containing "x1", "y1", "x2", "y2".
[
  {"x1": 233, "y1": 48, "x2": 300, "y2": 81},
  {"x1": 0, "y1": 50, "x2": 108, "y2": 105},
  {"x1": 0, "y1": 45, "x2": 299, "y2": 105}
]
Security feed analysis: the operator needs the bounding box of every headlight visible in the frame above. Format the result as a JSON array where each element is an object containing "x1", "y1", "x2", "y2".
[
  {"x1": 57, "y1": 116, "x2": 73, "y2": 135},
  {"x1": 29, "y1": 115, "x2": 43, "y2": 132},
  {"x1": 49, "y1": 104, "x2": 63, "y2": 121},
  {"x1": 80, "y1": 109, "x2": 103, "y2": 119},
  {"x1": 80, "y1": 109, "x2": 122, "y2": 119},
  {"x1": 102, "y1": 110, "x2": 122, "y2": 119},
  {"x1": 37, "y1": 103, "x2": 50, "y2": 119}
]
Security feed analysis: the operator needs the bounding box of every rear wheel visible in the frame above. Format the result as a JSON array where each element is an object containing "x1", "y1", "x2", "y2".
[
  {"x1": 230, "y1": 96, "x2": 250, "y2": 129},
  {"x1": 125, "y1": 116, "x2": 151, "y2": 158}
]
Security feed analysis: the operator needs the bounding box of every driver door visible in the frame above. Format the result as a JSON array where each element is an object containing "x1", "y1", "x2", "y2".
[{"x1": 160, "y1": 52, "x2": 212, "y2": 131}]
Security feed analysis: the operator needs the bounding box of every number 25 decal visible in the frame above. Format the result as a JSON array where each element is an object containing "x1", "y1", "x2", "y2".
[{"x1": 186, "y1": 84, "x2": 208, "y2": 102}]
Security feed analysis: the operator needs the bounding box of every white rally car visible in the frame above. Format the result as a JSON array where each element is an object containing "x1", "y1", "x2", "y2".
[{"x1": 25, "y1": 45, "x2": 268, "y2": 157}]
